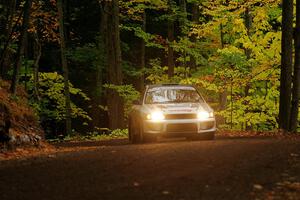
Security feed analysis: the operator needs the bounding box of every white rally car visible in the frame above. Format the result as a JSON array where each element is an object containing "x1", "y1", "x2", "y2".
[{"x1": 128, "y1": 84, "x2": 216, "y2": 143}]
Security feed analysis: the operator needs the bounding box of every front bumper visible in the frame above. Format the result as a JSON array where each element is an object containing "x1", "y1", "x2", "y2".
[{"x1": 143, "y1": 118, "x2": 216, "y2": 136}]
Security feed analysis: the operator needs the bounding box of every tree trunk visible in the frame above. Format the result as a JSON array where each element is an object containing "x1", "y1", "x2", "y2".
[
  {"x1": 10, "y1": 0, "x2": 32, "y2": 94},
  {"x1": 138, "y1": 10, "x2": 146, "y2": 92},
  {"x1": 0, "y1": 0, "x2": 6, "y2": 78},
  {"x1": 0, "y1": 0, "x2": 17, "y2": 78},
  {"x1": 89, "y1": 2, "x2": 108, "y2": 130},
  {"x1": 167, "y1": 22, "x2": 175, "y2": 78},
  {"x1": 179, "y1": 0, "x2": 187, "y2": 34},
  {"x1": 63, "y1": 0, "x2": 70, "y2": 44},
  {"x1": 0, "y1": 0, "x2": 15, "y2": 78},
  {"x1": 218, "y1": 23, "x2": 227, "y2": 125},
  {"x1": 103, "y1": 0, "x2": 125, "y2": 130},
  {"x1": 57, "y1": 0, "x2": 72, "y2": 135},
  {"x1": 132, "y1": 10, "x2": 146, "y2": 93},
  {"x1": 32, "y1": 32, "x2": 42, "y2": 100},
  {"x1": 189, "y1": 2, "x2": 200, "y2": 70},
  {"x1": 279, "y1": 0, "x2": 293, "y2": 131},
  {"x1": 167, "y1": 0, "x2": 175, "y2": 78},
  {"x1": 244, "y1": 7, "x2": 252, "y2": 131},
  {"x1": 244, "y1": 7, "x2": 252, "y2": 59},
  {"x1": 290, "y1": 0, "x2": 300, "y2": 132}
]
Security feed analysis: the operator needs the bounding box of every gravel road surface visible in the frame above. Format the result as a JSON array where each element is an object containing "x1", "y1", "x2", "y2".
[{"x1": 1, "y1": 136, "x2": 300, "y2": 200}]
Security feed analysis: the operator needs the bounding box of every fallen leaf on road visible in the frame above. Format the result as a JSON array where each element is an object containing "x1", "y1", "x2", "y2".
[
  {"x1": 162, "y1": 190, "x2": 170, "y2": 195},
  {"x1": 286, "y1": 182, "x2": 300, "y2": 191},
  {"x1": 133, "y1": 182, "x2": 140, "y2": 187},
  {"x1": 253, "y1": 184, "x2": 264, "y2": 190}
]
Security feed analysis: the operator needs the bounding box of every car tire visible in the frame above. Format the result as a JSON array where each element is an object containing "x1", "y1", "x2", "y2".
[
  {"x1": 129, "y1": 117, "x2": 142, "y2": 144},
  {"x1": 143, "y1": 133, "x2": 157, "y2": 143},
  {"x1": 201, "y1": 132, "x2": 215, "y2": 140},
  {"x1": 137, "y1": 120, "x2": 157, "y2": 143},
  {"x1": 128, "y1": 117, "x2": 133, "y2": 142},
  {"x1": 130, "y1": 118, "x2": 157, "y2": 144}
]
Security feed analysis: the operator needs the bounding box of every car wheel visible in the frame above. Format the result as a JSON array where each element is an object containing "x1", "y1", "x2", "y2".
[
  {"x1": 200, "y1": 132, "x2": 215, "y2": 140},
  {"x1": 129, "y1": 118, "x2": 142, "y2": 144},
  {"x1": 128, "y1": 117, "x2": 133, "y2": 142},
  {"x1": 143, "y1": 133, "x2": 157, "y2": 143},
  {"x1": 136, "y1": 120, "x2": 158, "y2": 143}
]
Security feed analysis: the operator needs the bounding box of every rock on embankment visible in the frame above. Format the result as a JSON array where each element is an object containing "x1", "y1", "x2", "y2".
[{"x1": 0, "y1": 81, "x2": 43, "y2": 151}]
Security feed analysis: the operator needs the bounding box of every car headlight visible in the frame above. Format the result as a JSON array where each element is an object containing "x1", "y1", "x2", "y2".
[
  {"x1": 146, "y1": 111, "x2": 165, "y2": 121},
  {"x1": 197, "y1": 111, "x2": 213, "y2": 120}
]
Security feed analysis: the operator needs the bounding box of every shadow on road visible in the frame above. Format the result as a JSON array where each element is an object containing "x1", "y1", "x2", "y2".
[
  {"x1": 53, "y1": 135, "x2": 274, "y2": 149},
  {"x1": 53, "y1": 139, "x2": 130, "y2": 148}
]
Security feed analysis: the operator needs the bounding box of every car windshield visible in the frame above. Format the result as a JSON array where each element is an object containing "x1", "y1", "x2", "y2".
[{"x1": 145, "y1": 86, "x2": 204, "y2": 104}]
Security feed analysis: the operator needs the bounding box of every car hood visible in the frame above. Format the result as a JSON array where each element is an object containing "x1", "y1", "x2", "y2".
[{"x1": 143, "y1": 103, "x2": 213, "y2": 114}]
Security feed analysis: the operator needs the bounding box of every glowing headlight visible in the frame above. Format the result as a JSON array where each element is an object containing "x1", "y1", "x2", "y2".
[
  {"x1": 147, "y1": 111, "x2": 165, "y2": 121},
  {"x1": 197, "y1": 111, "x2": 213, "y2": 120}
]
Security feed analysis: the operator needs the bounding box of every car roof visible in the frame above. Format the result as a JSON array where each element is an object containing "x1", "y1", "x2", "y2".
[{"x1": 147, "y1": 84, "x2": 194, "y2": 89}]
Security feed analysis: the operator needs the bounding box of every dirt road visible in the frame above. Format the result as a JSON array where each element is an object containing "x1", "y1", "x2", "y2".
[{"x1": 1, "y1": 136, "x2": 300, "y2": 200}]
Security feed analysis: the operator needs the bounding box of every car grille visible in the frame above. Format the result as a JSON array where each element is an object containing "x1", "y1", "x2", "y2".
[
  {"x1": 165, "y1": 113, "x2": 197, "y2": 120},
  {"x1": 167, "y1": 123, "x2": 197, "y2": 132}
]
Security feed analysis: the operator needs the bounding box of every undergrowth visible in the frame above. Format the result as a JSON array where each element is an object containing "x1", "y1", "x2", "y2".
[{"x1": 48, "y1": 129, "x2": 128, "y2": 142}]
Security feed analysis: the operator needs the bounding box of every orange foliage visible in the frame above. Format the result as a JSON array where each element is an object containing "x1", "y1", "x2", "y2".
[{"x1": 0, "y1": 80, "x2": 43, "y2": 138}]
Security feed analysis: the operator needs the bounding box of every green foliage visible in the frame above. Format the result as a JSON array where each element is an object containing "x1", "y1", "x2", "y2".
[
  {"x1": 218, "y1": 81, "x2": 280, "y2": 130},
  {"x1": 67, "y1": 43, "x2": 104, "y2": 95},
  {"x1": 110, "y1": 128, "x2": 128, "y2": 137},
  {"x1": 122, "y1": 60, "x2": 143, "y2": 78},
  {"x1": 178, "y1": 0, "x2": 284, "y2": 131},
  {"x1": 67, "y1": 43, "x2": 104, "y2": 71},
  {"x1": 122, "y1": 25, "x2": 165, "y2": 49},
  {"x1": 7, "y1": 59, "x2": 34, "y2": 79},
  {"x1": 144, "y1": 58, "x2": 192, "y2": 84},
  {"x1": 103, "y1": 84, "x2": 140, "y2": 117},
  {"x1": 172, "y1": 37, "x2": 210, "y2": 67},
  {"x1": 5, "y1": 0, "x2": 299, "y2": 134},
  {"x1": 29, "y1": 72, "x2": 91, "y2": 124},
  {"x1": 145, "y1": 59, "x2": 169, "y2": 84},
  {"x1": 61, "y1": 129, "x2": 128, "y2": 142}
]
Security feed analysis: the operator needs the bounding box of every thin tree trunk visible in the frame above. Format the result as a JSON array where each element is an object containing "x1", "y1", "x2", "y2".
[
  {"x1": 167, "y1": 1, "x2": 175, "y2": 78},
  {"x1": 89, "y1": 2, "x2": 108, "y2": 130},
  {"x1": 0, "y1": 0, "x2": 7, "y2": 78},
  {"x1": 279, "y1": 0, "x2": 293, "y2": 131},
  {"x1": 0, "y1": 0, "x2": 16, "y2": 78},
  {"x1": 179, "y1": 0, "x2": 187, "y2": 69},
  {"x1": 89, "y1": 3, "x2": 105, "y2": 130},
  {"x1": 6, "y1": 0, "x2": 16, "y2": 39},
  {"x1": 219, "y1": 23, "x2": 227, "y2": 125},
  {"x1": 138, "y1": 10, "x2": 146, "y2": 92},
  {"x1": 244, "y1": 7, "x2": 252, "y2": 59},
  {"x1": 131, "y1": 9, "x2": 146, "y2": 93},
  {"x1": 33, "y1": 33, "x2": 41, "y2": 100},
  {"x1": 57, "y1": 0, "x2": 72, "y2": 135},
  {"x1": 167, "y1": 22, "x2": 175, "y2": 78},
  {"x1": 179, "y1": 0, "x2": 187, "y2": 34},
  {"x1": 10, "y1": 0, "x2": 32, "y2": 94},
  {"x1": 290, "y1": 0, "x2": 300, "y2": 132},
  {"x1": 91, "y1": 64, "x2": 103, "y2": 129},
  {"x1": 63, "y1": 0, "x2": 70, "y2": 44},
  {"x1": 104, "y1": 0, "x2": 124, "y2": 129},
  {"x1": 190, "y1": 2, "x2": 200, "y2": 70},
  {"x1": 0, "y1": 0, "x2": 19, "y2": 78},
  {"x1": 244, "y1": 7, "x2": 252, "y2": 130}
]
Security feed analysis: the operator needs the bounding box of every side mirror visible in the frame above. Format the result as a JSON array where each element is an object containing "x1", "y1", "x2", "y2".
[{"x1": 133, "y1": 99, "x2": 142, "y2": 105}]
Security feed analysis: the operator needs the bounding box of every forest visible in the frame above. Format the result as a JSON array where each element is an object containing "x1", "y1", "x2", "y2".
[{"x1": 0, "y1": 0, "x2": 299, "y2": 139}]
